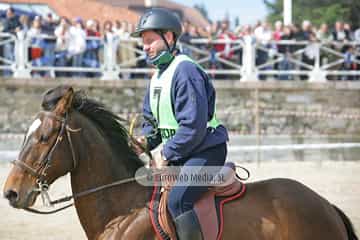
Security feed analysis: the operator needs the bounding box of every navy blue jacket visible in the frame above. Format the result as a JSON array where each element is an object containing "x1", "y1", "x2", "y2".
[
  {"x1": 3, "y1": 16, "x2": 21, "y2": 34},
  {"x1": 142, "y1": 58, "x2": 228, "y2": 162}
]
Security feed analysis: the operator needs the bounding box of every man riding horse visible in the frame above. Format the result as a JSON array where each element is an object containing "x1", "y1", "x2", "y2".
[{"x1": 130, "y1": 8, "x2": 229, "y2": 240}]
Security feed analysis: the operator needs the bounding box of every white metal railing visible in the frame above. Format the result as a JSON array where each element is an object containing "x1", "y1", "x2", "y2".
[
  {"x1": 252, "y1": 39, "x2": 360, "y2": 82},
  {"x1": 229, "y1": 142, "x2": 360, "y2": 152},
  {"x1": 0, "y1": 33, "x2": 17, "y2": 73},
  {"x1": 2, "y1": 142, "x2": 360, "y2": 161},
  {"x1": 0, "y1": 32, "x2": 360, "y2": 81}
]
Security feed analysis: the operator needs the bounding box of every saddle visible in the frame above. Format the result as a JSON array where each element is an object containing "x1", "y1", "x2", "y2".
[{"x1": 149, "y1": 162, "x2": 246, "y2": 240}]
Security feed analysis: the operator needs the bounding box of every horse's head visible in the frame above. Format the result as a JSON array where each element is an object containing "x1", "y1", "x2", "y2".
[{"x1": 3, "y1": 85, "x2": 78, "y2": 209}]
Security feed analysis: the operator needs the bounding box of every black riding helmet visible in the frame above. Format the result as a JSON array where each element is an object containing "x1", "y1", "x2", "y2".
[
  {"x1": 131, "y1": 8, "x2": 182, "y2": 38},
  {"x1": 131, "y1": 8, "x2": 182, "y2": 51}
]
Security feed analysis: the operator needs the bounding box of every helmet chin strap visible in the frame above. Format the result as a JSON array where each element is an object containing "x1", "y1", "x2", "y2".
[
  {"x1": 158, "y1": 32, "x2": 173, "y2": 52},
  {"x1": 147, "y1": 31, "x2": 177, "y2": 67}
]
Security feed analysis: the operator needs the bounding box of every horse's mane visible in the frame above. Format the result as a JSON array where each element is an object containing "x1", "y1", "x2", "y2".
[{"x1": 41, "y1": 86, "x2": 144, "y2": 172}]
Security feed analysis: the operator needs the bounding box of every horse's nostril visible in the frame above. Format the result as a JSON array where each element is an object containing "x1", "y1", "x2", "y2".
[{"x1": 4, "y1": 189, "x2": 19, "y2": 202}]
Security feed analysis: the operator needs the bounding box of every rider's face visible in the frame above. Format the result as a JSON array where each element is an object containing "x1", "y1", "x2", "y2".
[
  {"x1": 141, "y1": 31, "x2": 173, "y2": 58},
  {"x1": 142, "y1": 31, "x2": 165, "y2": 59}
]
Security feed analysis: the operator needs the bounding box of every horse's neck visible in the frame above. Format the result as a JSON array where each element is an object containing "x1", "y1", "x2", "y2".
[
  {"x1": 69, "y1": 115, "x2": 152, "y2": 239},
  {"x1": 71, "y1": 177, "x2": 151, "y2": 239}
]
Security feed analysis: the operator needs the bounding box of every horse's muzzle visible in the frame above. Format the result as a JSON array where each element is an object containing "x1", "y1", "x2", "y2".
[
  {"x1": 4, "y1": 189, "x2": 20, "y2": 207},
  {"x1": 4, "y1": 188, "x2": 38, "y2": 209}
]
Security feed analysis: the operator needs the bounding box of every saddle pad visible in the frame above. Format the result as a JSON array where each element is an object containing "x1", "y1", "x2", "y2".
[
  {"x1": 149, "y1": 182, "x2": 246, "y2": 240},
  {"x1": 194, "y1": 182, "x2": 246, "y2": 240}
]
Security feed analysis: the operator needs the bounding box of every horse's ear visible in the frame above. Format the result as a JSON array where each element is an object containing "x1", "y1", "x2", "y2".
[{"x1": 53, "y1": 87, "x2": 74, "y2": 115}]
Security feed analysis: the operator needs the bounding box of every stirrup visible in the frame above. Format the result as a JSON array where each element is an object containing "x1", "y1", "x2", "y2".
[{"x1": 174, "y1": 210, "x2": 203, "y2": 240}]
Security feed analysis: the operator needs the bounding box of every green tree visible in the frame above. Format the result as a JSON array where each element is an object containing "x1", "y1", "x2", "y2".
[
  {"x1": 264, "y1": 0, "x2": 360, "y2": 28},
  {"x1": 194, "y1": 3, "x2": 212, "y2": 23}
]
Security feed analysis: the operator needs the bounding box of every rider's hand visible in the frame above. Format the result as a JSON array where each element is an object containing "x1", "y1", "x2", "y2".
[
  {"x1": 130, "y1": 136, "x2": 147, "y2": 156},
  {"x1": 151, "y1": 145, "x2": 168, "y2": 169}
]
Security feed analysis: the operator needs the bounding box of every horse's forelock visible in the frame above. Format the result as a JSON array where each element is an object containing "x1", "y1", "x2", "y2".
[{"x1": 41, "y1": 85, "x2": 73, "y2": 111}]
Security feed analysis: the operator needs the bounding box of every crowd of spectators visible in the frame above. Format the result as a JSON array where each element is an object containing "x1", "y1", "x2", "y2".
[
  {"x1": 179, "y1": 18, "x2": 360, "y2": 80},
  {"x1": 1, "y1": 7, "x2": 360, "y2": 80},
  {"x1": 0, "y1": 7, "x2": 138, "y2": 78}
]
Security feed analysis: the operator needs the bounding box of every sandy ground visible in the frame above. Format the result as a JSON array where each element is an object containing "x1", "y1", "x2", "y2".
[{"x1": 0, "y1": 160, "x2": 359, "y2": 239}]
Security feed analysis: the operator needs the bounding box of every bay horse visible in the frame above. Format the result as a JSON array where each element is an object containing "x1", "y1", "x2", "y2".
[{"x1": 3, "y1": 85, "x2": 358, "y2": 240}]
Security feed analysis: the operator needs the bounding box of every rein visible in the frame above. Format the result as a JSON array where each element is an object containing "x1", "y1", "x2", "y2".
[
  {"x1": 23, "y1": 175, "x2": 147, "y2": 214},
  {"x1": 12, "y1": 111, "x2": 247, "y2": 215},
  {"x1": 34, "y1": 164, "x2": 248, "y2": 215}
]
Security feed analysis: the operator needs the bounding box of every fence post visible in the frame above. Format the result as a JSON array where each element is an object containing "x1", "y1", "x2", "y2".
[
  {"x1": 101, "y1": 37, "x2": 120, "y2": 80},
  {"x1": 13, "y1": 34, "x2": 31, "y2": 78},
  {"x1": 241, "y1": 37, "x2": 258, "y2": 81},
  {"x1": 309, "y1": 42, "x2": 326, "y2": 82},
  {"x1": 254, "y1": 88, "x2": 261, "y2": 166}
]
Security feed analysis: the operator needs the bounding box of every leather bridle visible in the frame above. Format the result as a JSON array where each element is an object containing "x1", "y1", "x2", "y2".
[
  {"x1": 10, "y1": 110, "x2": 148, "y2": 214},
  {"x1": 11, "y1": 111, "x2": 79, "y2": 214},
  {"x1": 12, "y1": 111, "x2": 78, "y2": 183}
]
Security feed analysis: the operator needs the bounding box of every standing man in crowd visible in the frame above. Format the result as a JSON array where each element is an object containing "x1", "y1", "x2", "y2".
[
  {"x1": 131, "y1": 8, "x2": 228, "y2": 240},
  {"x1": 2, "y1": 7, "x2": 20, "y2": 76}
]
